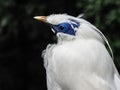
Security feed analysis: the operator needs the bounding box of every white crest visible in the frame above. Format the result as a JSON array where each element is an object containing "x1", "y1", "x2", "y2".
[{"x1": 77, "y1": 14, "x2": 84, "y2": 18}]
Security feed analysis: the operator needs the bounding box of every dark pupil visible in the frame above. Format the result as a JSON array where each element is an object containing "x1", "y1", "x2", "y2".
[{"x1": 59, "y1": 26, "x2": 64, "y2": 30}]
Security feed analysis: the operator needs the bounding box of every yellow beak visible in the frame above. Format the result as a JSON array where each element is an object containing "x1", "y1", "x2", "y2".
[{"x1": 33, "y1": 16, "x2": 46, "y2": 22}]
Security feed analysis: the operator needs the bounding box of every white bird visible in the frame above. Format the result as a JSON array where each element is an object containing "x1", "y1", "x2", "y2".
[{"x1": 34, "y1": 14, "x2": 120, "y2": 90}]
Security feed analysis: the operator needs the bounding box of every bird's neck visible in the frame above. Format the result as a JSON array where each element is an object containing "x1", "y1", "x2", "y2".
[{"x1": 57, "y1": 33, "x2": 75, "y2": 44}]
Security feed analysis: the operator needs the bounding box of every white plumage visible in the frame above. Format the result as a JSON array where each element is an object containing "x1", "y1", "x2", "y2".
[{"x1": 34, "y1": 14, "x2": 120, "y2": 90}]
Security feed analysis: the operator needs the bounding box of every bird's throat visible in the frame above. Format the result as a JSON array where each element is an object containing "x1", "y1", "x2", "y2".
[{"x1": 57, "y1": 33, "x2": 75, "y2": 44}]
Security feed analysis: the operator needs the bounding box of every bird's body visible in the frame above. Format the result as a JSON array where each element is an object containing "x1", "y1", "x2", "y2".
[
  {"x1": 43, "y1": 36, "x2": 119, "y2": 90},
  {"x1": 34, "y1": 14, "x2": 120, "y2": 90}
]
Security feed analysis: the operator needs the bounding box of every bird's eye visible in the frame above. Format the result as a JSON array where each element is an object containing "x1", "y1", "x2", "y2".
[{"x1": 59, "y1": 25, "x2": 65, "y2": 30}]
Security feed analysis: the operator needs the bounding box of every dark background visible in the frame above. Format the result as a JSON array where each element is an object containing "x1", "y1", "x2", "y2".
[{"x1": 0, "y1": 0, "x2": 120, "y2": 90}]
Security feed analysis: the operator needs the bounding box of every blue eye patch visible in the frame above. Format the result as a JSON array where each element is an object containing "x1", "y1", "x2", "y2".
[
  {"x1": 51, "y1": 19, "x2": 80, "y2": 36},
  {"x1": 52, "y1": 23, "x2": 75, "y2": 35}
]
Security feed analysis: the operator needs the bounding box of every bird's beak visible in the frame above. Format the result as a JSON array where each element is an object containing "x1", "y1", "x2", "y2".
[
  {"x1": 34, "y1": 16, "x2": 52, "y2": 26},
  {"x1": 34, "y1": 16, "x2": 47, "y2": 22},
  {"x1": 34, "y1": 16, "x2": 57, "y2": 34}
]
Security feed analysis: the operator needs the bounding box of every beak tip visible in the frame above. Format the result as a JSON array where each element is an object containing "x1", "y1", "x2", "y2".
[
  {"x1": 33, "y1": 16, "x2": 46, "y2": 22},
  {"x1": 33, "y1": 16, "x2": 39, "y2": 19}
]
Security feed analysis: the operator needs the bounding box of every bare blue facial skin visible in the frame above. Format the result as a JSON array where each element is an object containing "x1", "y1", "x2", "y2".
[{"x1": 51, "y1": 19, "x2": 80, "y2": 36}]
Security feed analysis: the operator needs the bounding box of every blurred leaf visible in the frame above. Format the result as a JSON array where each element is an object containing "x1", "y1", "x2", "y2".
[
  {"x1": 114, "y1": 39, "x2": 120, "y2": 48},
  {"x1": 106, "y1": 10, "x2": 117, "y2": 24}
]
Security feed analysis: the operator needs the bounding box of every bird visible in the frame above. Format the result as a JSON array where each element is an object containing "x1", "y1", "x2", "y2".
[{"x1": 34, "y1": 14, "x2": 120, "y2": 90}]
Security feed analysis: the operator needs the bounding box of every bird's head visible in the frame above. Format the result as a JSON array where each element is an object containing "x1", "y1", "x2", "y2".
[
  {"x1": 34, "y1": 14, "x2": 114, "y2": 59},
  {"x1": 34, "y1": 14, "x2": 106, "y2": 42},
  {"x1": 34, "y1": 14, "x2": 80, "y2": 40}
]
